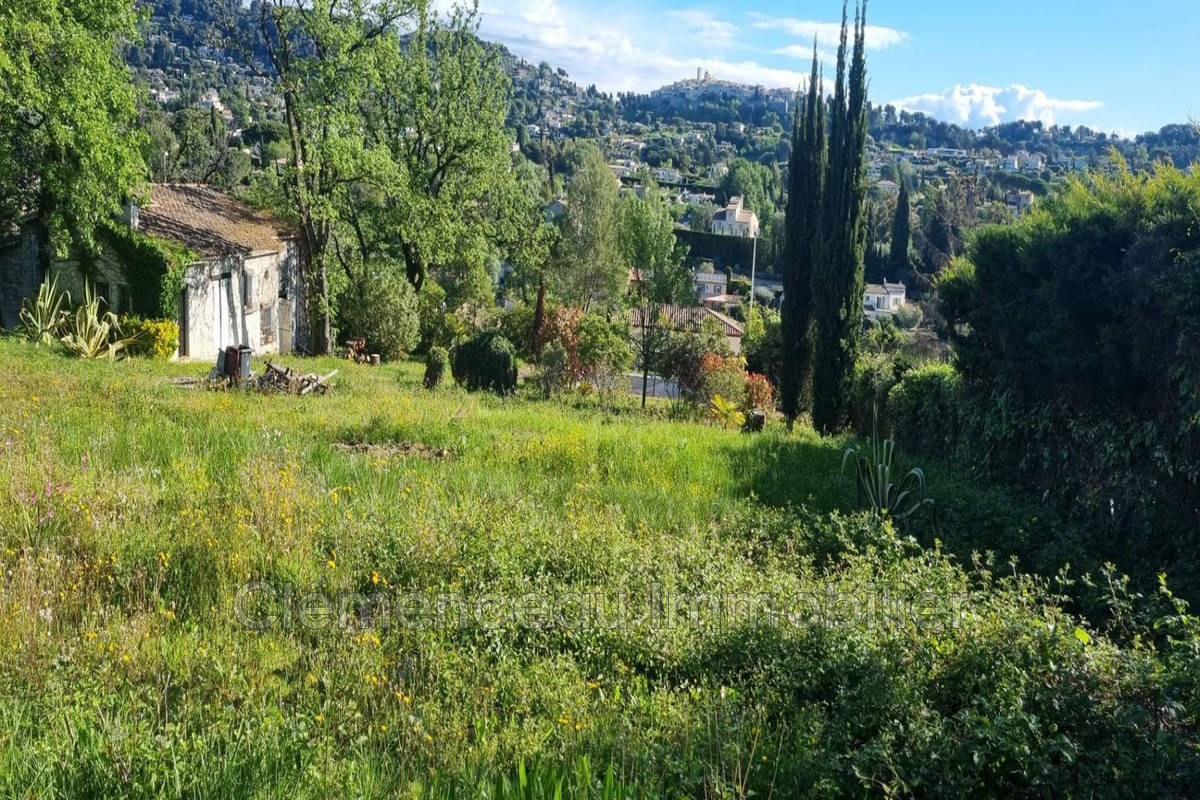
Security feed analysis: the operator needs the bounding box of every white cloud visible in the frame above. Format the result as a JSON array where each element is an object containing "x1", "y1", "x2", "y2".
[
  {"x1": 750, "y1": 14, "x2": 909, "y2": 51},
  {"x1": 891, "y1": 84, "x2": 1103, "y2": 127},
  {"x1": 665, "y1": 9, "x2": 737, "y2": 47},
  {"x1": 478, "y1": 0, "x2": 805, "y2": 92}
]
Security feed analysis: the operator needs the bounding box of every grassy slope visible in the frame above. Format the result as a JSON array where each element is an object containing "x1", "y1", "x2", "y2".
[{"x1": 0, "y1": 340, "x2": 1194, "y2": 798}]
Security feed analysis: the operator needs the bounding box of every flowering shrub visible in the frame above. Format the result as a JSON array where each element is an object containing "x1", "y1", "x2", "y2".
[
  {"x1": 539, "y1": 307, "x2": 631, "y2": 392},
  {"x1": 743, "y1": 372, "x2": 774, "y2": 413},
  {"x1": 124, "y1": 317, "x2": 180, "y2": 360},
  {"x1": 701, "y1": 352, "x2": 746, "y2": 408}
]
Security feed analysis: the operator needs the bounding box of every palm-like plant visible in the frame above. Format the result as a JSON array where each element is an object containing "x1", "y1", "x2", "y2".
[
  {"x1": 710, "y1": 394, "x2": 746, "y2": 430},
  {"x1": 842, "y1": 406, "x2": 933, "y2": 522},
  {"x1": 60, "y1": 284, "x2": 137, "y2": 360},
  {"x1": 18, "y1": 276, "x2": 70, "y2": 345}
]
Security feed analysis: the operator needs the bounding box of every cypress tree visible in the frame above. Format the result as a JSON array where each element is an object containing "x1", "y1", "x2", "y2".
[
  {"x1": 779, "y1": 46, "x2": 825, "y2": 429},
  {"x1": 810, "y1": 2, "x2": 869, "y2": 435},
  {"x1": 888, "y1": 180, "x2": 911, "y2": 282}
]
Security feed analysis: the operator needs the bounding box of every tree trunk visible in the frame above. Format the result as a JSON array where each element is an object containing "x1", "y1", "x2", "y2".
[{"x1": 532, "y1": 277, "x2": 546, "y2": 357}]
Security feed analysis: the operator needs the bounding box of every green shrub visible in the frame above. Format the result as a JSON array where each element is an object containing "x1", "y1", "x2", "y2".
[
  {"x1": 742, "y1": 305, "x2": 781, "y2": 389},
  {"x1": 888, "y1": 362, "x2": 963, "y2": 458},
  {"x1": 893, "y1": 303, "x2": 923, "y2": 330},
  {"x1": 450, "y1": 330, "x2": 518, "y2": 394},
  {"x1": 849, "y1": 351, "x2": 900, "y2": 436},
  {"x1": 123, "y1": 317, "x2": 180, "y2": 360},
  {"x1": 423, "y1": 346, "x2": 448, "y2": 390},
  {"x1": 576, "y1": 313, "x2": 632, "y2": 387},
  {"x1": 336, "y1": 274, "x2": 419, "y2": 362},
  {"x1": 499, "y1": 304, "x2": 537, "y2": 360},
  {"x1": 538, "y1": 341, "x2": 570, "y2": 397},
  {"x1": 416, "y1": 281, "x2": 450, "y2": 353}
]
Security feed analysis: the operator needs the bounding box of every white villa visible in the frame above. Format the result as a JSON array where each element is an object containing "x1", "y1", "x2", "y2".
[
  {"x1": 864, "y1": 282, "x2": 907, "y2": 320},
  {"x1": 694, "y1": 269, "x2": 727, "y2": 300},
  {"x1": 711, "y1": 196, "x2": 759, "y2": 238}
]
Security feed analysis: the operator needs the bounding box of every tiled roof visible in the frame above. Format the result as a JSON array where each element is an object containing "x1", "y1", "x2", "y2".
[
  {"x1": 629, "y1": 304, "x2": 745, "y2": 338},
  {"x1": 139, "y1": 184, "x2": 293, "y2": 258}
]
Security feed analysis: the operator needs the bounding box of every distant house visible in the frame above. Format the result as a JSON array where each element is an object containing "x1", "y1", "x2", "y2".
[
  {"x1": 693, "y1": 269, "x2": 727, "y2": 300},
  {"x1": 6, "y1": 184, "x2": 306, "y2": 358},
  {"x1": 701, "y1": 293, "x2": 741, "y2": 313},
  {"x1": 1006, "y1": 189, "x2": 1035, "y2": 217},
  {"x1": 926, "y1": 147, "x2": 969, "y2": 160},
  {"x1": 711, "y1": 195, "x2": 759, "y2": 238},
  {"x1": 1019, "y1": 151, "x2": 1046, "y2": 172},
  {"x1": 863, "y1": 282, "x2": 907, "y2": 320},
  {"x1": 680, "y1": 189, "x2": 716, "y2": 205},
  {"x1": 629, "y1": 303, "x2": 745, "y2": 354},
  {"x1": 652, "y1": 167, "x2": 683, "y2": 185},
  {"x1": 875, "y1": 179, "x2": 901, "y2": 197}
]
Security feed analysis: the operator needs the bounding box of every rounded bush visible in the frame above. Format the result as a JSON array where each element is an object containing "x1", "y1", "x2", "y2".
[
  {"x1": 887, "y1": 362, "x2": 963, "y2": 457},
  {"x1": 123, "y1": 316, "x2": 180, "y2": 360},
  {"x1": 450, "y1": 330, "x2": 518, "y2": 394},
  {"x1": 336, "y1": 275, "x2": 419, "y2": 362},
  {"x1": 423, "y1": 346, "x2": 448, "y2": 390}
]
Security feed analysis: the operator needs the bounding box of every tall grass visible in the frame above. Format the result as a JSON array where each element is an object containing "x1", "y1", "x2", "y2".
[{"x1": 0, "y1": 338, "x2": 1197, "y2": 797}]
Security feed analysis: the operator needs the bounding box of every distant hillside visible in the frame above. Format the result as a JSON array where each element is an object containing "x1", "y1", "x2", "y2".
[{"x1": 123, "y1": 0, "x2": 1200, "y2": 170}]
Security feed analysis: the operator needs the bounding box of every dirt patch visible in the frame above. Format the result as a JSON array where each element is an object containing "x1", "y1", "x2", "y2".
[{"x1": 333, "y1": 441, "x2": 453, "y2": 460}]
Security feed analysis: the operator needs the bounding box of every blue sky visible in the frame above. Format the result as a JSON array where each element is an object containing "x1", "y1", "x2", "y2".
[{"x1": 477, "y1": 0, "x2": 1200, "y2": 134}]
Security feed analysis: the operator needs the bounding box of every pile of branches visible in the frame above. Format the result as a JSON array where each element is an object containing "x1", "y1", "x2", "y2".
[{"x1": 254, "y1": 361, "x2": 338, "y2": 396}]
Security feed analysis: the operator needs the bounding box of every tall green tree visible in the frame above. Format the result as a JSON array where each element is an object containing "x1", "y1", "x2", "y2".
[
  {"x1": 810, "y1": 3, "x2": 870, "y2": 434},
  {"x1": 888, "y1": 180, "x2": 911, "y2": 281},
  {"x1": 0, "y1": 0, "x2": 146, "y2": 249},
  {"x1": 552, "y1": 143, "x2": 624, "y2": 311},
  {"x1": 362, "y1": 6, "x2": 538, "y2": 297},
  {"x1": 779, "y1": 46, "x2": 825, "y2": 429},
  {"x1": 229, "y1": 0, "x2": 415, "y2": 354},
  {"x1": 619, "y1": 180, "x2": 691, "y2": 305}
]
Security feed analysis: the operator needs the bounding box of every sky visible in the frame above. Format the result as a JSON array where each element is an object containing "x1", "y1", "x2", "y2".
[{"x1": 475, "y1": 0, "x2": 1200, "y2": 135}]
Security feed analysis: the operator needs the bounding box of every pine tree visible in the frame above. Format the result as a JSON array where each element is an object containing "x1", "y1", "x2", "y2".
[
  {"x1": 810, "y1": 2, "x2": 870, "y2": 435},
  {"x1": 889, "y1": 180, "x2": 911, "y2": 282},
  {"x1": 779, "y1": 47, "x2": 825, "y2": 429}
]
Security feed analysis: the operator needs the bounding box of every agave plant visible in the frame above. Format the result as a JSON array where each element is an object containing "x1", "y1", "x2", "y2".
[
  {"x1": 59, "y1": 284, "x2": 137, "y2": 360},
  {"x1": 18, "y1": 276, "x2": 70, "y2": 345},
  {"x1": 710, "y1": 394, "x2": 746, "y2": 430},
  {"x1": 842, "y1": 406, "x2": 933, "y2": 522}
]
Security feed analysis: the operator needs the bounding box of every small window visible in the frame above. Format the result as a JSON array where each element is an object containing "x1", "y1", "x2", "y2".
[
  {"x1": 243, "y1": 272, "x2": 256, "y2": 311},
  {"x1": 95, "y1": 281, "x2": 110, "y2": 307}
]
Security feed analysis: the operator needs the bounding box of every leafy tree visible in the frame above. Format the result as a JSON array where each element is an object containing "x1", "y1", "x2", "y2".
[
  {"x1": 551, "y1": 143, "x2": 624, "y2": 311},
  {"x1": 224, "y1": 0, "x2": 414, "y2": 354},
  {"x1": 944, "y1": 164, "x2": 1200, "y2": 597},
  {"x1": 0, "y1": 0, "x2": 146, "y2": 249},
  {"x1": 619, "y1": 181, "x2": 692, "y2": 305},
  {"x1": 358, "y1": 7, "x2": 539, "y2": 297},
  {"x1": 687, "y1": 202, "x2": 715, "y2": 232}
]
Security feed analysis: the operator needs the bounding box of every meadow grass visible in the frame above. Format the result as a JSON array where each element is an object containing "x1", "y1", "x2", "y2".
[{"x1": 0, "y1": 339, "x2": 1196, "y2": 798}]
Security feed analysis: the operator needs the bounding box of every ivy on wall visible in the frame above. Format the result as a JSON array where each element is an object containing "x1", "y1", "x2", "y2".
[{"x1": 98, "y1": 222, "x2": 197, "y2": 319}]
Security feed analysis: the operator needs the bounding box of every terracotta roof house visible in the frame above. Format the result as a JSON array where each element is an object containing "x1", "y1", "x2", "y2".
[
  {"x1": 28, "y1": 184, "x2": 307, "y2": 358},
  {"x1": 629, "y1": 303, "x2": 745, "y2": 354}
]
